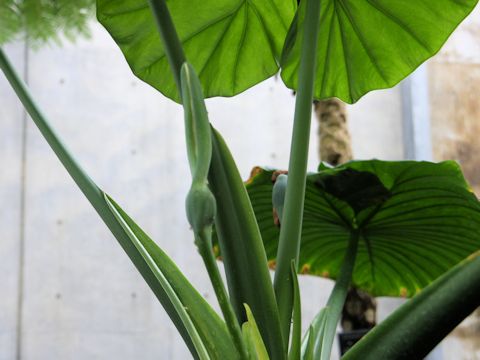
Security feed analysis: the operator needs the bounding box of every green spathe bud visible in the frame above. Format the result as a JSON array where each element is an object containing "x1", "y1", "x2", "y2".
[
  {"x1": 273, "y1": 174, "x2": 288, "y2": 225},
  {"x1": 186, "y1": 185, "x2": 217, "y2": 233}
]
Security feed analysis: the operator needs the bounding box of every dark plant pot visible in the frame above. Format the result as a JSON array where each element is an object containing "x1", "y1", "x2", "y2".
[{"x1": 338, "y1": 329, "x2": 370, "y2": 355}]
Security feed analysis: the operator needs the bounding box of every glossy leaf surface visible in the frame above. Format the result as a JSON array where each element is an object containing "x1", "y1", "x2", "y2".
[
  {"x1": 281, "y1": 0, "x2": 478, "y2": 103},
  {"x1": 97, "y1": 0, "x2": 296, "y2": 102},
  {"x1": 246, "y1": 160, "x2": 480, "y2": 297}
]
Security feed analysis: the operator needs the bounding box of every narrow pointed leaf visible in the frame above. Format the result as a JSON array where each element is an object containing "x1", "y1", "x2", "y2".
[
  {"x1": 281, "y1": 0, "x2": 478, "y2": 103},
  {"x1": 97, "y1": 0, "x2": 296, "y2": 102},
  {"x1": 209, "y1": 128, "x2": 285, "y2": 359},
  {"x1": 302, "y1": 322, "x2": 322, "y2": 360},
  {"x1": 246, "y1": 160, "x2": 480, "y2": 297},
  {"x1": 273, "y1": 0, "x2": 322, "y2": 345},
  {"x1": 306, "y1": 309, "x2": 327, "y2": 360},
  {"x1": 242, "y1": 305, "x2": 270, "y2": 360},
  {"x1": 105, "y1": 195, "x2": 209, "y2": 360},
  {"x1": 104, "y1": 197, "x2": 240, "y2": 359},
  {"x1": 343, "y1": 251, "x2": 480, "y2": 360},
  {"x1": 288, "y1": 262, "x2": 301, "y2": 360}
]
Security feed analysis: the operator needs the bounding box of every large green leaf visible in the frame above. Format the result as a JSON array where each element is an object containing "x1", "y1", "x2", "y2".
[
  {"x1": 245, "y1": 160, "x2": 480, "y2": 297},
  {"x1": 97, "y1": 0, "x2": 296, "y2": 102},
  {"x1": 281, "y1": 0, "x2": 478, "y2": 104}
]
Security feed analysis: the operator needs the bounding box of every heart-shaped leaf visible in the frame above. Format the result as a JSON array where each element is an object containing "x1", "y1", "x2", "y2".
[
  {"x1": 97, "y1": 0, "x2": 296, "y2": 102},
  {"x1": 281, "y1": 0, "x2": 478, "y2": 103},
  {"x1": 246, "y1": 160, "x2": 480, "y2": 297}
]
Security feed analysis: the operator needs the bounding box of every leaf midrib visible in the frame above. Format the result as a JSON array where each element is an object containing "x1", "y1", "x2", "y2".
[{"x1": 139, "y1": 0, "x2": 286, "y2": 75}]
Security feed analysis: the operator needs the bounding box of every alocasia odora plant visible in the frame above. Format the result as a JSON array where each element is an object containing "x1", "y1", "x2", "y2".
[{"x1": 1, "y1": 0, "x2": 480, "y2": 359}]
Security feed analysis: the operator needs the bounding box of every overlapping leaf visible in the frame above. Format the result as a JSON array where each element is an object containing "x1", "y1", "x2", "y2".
[
  {"x1": 97, "y1": 0, "x2": 296, "y2": 102},
  {"x1": 281, "y1": 0, "x2": 478, "y2": 103},
  {"x1": 246, "y1": 160, "x2": 480, "y2": 297},
  {"x1": 209, "y1": 128, "x2": 284, "y2": 359}
]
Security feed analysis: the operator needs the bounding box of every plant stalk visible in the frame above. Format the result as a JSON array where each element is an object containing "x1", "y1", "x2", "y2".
[
  {"x1": 273, "y1": 0, "x2": 322, "y2": 345},
  {"x1": 147, "y1": 4, "x2": 249, "y2": 358},
  {"x1": 195, "y1": 229, "x2": 249, "y2": 360},
  {"x1": 147, "y1": 0, "x2": 186, "y2": 95},
  {"x1": 317, "y1": 230, "x2": 359, "y2": 360}
]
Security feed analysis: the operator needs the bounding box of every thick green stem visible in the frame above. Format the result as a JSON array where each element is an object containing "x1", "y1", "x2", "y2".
[
  {"x1": 147, "y1": 0, "x2": 186, "y2": 94},
  {"x1": 318, "y1": 231, "x2": 359, "y2": 360},
  {"x1": 146, "y1": 4, "x2": 248, "y2": 357},
  {"x1": 273, "y1": 0, "x2": 322, "y2": 345},
  {"x1": 144, "y1": 7, "x2": 283, "y2": 357},
  {"x1": 180, "y1": 63, "x2": 212, "y2": 186},
  {"x1": 195, "y1": 229, "x2": 249, "y2": 360}
]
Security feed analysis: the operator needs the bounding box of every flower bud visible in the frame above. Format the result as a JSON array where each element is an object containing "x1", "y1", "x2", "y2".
[{"x1": 185, "y1": 185, "x2": 216, "y2": 232}]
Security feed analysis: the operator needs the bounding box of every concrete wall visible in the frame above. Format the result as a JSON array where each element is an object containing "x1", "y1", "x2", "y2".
[
  {"x1": 0, "y1": 42, "x2": 26, "y2": 360},
  {"x1": 429, "y1": 5, "x2": 480, "y2": 359},
  {"x1": 0, "y1": 6, "x2": 477, "y2": 359}
]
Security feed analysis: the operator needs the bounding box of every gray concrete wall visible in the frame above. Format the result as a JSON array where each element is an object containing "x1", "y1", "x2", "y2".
[{"x1": 0, "y1": 42, "x2": 25, "y2": 360}]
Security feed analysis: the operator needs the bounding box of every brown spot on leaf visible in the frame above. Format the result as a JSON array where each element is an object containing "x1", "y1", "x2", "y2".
[
  {"x1": 268, "y1": 260, "x2": 276, "y2": 270},
  {"x1": 400, "y1": 287, "x2": 408, "y2": 298},
  {"x1": 467, "y1": 250, "x2": 480, "y2": 262},
  {"x1": 301, "y1": 264, "x2": 311, "y2": 274},
  {"x1": 321, "y1": 271, "x2": 330, "y2": 278},
  {"x1": 272, "y1": 170, "x2": 288, "y2": 183},
  {"x1": 246, "y1": 166, "x2": 263, "y2": 185}
]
